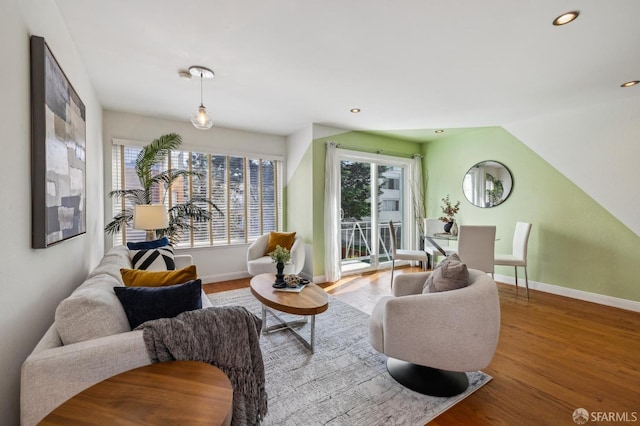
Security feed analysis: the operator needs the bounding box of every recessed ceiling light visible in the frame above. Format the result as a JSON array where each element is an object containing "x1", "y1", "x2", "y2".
[
  {"x1": 178, "y1": 70, "x2": 192, "y2": 80},
  {"x1": 553, "y1": 11, "x2": 580, "y2": 26},
  {"x1": 621, "y1": 80, "x2": 639, "y2": 88},
  {"x1": 435, "y1": 129, "x2": 444, "y2": 134},
  {"x1": 350, "y1": 108, "x2": 361, "y2": 113}
]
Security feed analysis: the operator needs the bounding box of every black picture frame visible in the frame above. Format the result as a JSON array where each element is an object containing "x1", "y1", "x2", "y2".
[{"x1": 31, "y1": 36, "x2": 86, "y2": 248}]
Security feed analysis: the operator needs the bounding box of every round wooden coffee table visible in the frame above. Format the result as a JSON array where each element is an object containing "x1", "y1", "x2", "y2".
[
  {"x1": 40, "y1": 361, "x2": 233, "y2": 425},
  {"x1": 250, "y1": 273, "x2": 328, "y2": 352}
]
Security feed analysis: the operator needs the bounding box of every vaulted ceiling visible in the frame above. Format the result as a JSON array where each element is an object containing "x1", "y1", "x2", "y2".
[{"x1": 54, "y1": 0, "x2": 640, "y2": 138}]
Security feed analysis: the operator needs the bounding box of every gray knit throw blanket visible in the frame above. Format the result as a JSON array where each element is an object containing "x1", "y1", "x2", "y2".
[{"x1": 136, "y1": 306, "x2": 268, "y2": 426}]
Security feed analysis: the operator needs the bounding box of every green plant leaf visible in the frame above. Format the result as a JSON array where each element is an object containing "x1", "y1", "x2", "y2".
[{"x1": 105, "y1": 133, "x2": 222, "y2": 242}]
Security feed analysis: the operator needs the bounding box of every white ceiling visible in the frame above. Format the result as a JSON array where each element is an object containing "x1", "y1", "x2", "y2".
[{"x1": 54, "y1": 0, "x2": 640, "y2": 139}]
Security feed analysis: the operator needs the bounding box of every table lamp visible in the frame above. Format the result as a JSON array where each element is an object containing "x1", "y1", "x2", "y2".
[{"x1": 133, "y1": 204, "x2": 169, "y2": 241}]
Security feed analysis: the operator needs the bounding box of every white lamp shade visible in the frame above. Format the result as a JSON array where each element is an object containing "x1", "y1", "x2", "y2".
[{"x1": 133, "y1": 204, "x2": 169, "y2": 230}]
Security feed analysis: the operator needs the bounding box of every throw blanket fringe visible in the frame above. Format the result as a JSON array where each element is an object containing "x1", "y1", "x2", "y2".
[{"x1": 136, "y1": 306, "x2": 267, "y2": 426}]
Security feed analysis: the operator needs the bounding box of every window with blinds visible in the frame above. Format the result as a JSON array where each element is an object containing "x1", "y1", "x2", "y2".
[{"x1": 111, "y1": 145, "x2": 283, "y2": 248}]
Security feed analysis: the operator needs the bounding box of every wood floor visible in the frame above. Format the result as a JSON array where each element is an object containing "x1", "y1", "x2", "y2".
[{"x1": 204, "y1": 268, "x2": 640, "y2": 425}]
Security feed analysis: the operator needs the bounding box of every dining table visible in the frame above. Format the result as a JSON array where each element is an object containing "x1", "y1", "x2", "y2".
[
  {"x1": 424, "y1": 232, "x2": 458, "y2": 256},
  {"x1": 425, "y1": 232, "x2": 500, "y2": 255}
]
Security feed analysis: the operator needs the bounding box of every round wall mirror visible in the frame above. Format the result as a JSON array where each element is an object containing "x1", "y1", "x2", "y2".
[{"x1": 462, "y1": 160, "x2": 513, "y2": 208}]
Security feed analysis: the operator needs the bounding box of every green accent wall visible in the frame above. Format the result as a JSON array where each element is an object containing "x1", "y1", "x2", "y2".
[
  {"x1": 423, "y1": 127, "x2": 640, "y2": 302},
  {"x1": 287, "y1": 125, "x2": 639, "y2": 303}
]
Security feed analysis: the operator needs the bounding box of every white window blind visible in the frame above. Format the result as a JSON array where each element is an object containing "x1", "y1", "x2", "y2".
[{"x1": 111, "y1": 144, "x2": 283, "y2": 248}]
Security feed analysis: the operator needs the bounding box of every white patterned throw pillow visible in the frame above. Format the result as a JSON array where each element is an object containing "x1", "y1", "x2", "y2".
[{"x1": 128, "y1": 245, "x2": 175, "y2": 271}]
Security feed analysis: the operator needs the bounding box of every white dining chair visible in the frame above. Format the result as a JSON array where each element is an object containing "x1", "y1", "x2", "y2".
[
  {"x1": 423, "y1": 218, "x2": 456, "y2": 268},
  {"x1": 455, "y1": 225, "x2": 496, "y2": 274},
  {"x1": 494, "y1": 222, "x2": 532, "y2": 298},
  {"x1": 389, "y1": 221, "x2": 428, "y2": 286}
]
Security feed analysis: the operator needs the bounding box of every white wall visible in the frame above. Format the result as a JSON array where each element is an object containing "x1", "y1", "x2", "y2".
[
  {"x1": 286, "y1": 125, "x2": 350, "y2": 197},
  {"x1": 102, "y1": 110, "x2": 287, "y2": 281},
  {"x1": 504, "y1": 94, "x2": 640, "y2": 236},
  {"x1": 285, "y1": 124, "x2": 350, "y2": 184},
  {"x1": 285, "y1": 125, "x2": 312, "y2": 184},
  {"x1": 0, "y1": 1, "x2": 104, "y2": 424}
]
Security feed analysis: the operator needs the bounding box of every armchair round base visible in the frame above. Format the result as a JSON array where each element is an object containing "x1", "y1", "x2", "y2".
[{"x1": 386, "y1": 358, "x2": 469, "y2": 397}]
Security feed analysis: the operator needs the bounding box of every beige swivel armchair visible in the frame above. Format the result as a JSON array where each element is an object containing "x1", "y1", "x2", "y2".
[
  {"x1": 247, "y1": 233, "x2": 305, "y2": 276},
  {"x1": 369, "y1": 269, "x2": 501, "y2": 396}
]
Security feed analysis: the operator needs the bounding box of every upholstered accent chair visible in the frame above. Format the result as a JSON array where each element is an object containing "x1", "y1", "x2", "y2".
[
  {"x1": 442, "y1": 225, "x2": 497, "y2": 274},
  {"x1": 494, "y1": 222, "x2": 532, "y2": 298},
  {"x1": 247, "y1": 233, "x2": 305, "y2": 276},
  {"x1": 456, "y1": 225, "x2": 496, "y2": 273},
  {"x1": 388, "y1": 221, "x2": 428, "y2": 286},
  {"x1": 369, "y1": 269, "x2": 501, "y2": 396}
]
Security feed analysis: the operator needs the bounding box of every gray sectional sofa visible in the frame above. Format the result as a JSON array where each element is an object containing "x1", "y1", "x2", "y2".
[{"x1": 20, "y1": 245, "x2": 212, "y2": 425}]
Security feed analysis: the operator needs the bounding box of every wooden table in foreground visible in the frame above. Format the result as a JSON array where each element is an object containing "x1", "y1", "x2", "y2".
[
  {"x1": 250, "y1": 273, "x2": 328, "y2": 352},
  {"x1": 39, "y1": 361, "x2": 233, "y2": 426}
]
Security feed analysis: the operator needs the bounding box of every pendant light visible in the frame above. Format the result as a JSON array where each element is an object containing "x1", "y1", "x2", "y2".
[{"x1": 189, "y1": 66, "x2": 214, "y2": 130}]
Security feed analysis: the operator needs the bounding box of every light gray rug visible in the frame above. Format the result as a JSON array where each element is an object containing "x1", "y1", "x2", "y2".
[{"x1": 208, "y1": 288, "x2": 491, "y2": 426}]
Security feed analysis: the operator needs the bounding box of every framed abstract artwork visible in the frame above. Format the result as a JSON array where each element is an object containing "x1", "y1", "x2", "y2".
[{"x1": 30, "y1": 36, "x2": 86, "y2": 248}]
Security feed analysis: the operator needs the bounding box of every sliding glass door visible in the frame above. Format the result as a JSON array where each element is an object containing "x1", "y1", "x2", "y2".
[
  {"x1": 338, "y1": 150, "x2": 414, "y2": 274},
  {"x1": 377, "y1": 164, "x2": 404, "y2": 265}
]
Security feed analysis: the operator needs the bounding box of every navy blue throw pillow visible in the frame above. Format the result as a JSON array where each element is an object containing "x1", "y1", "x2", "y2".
[
  {"x1": 127, "y1": 237, "x2": 170, "y2": 250},
  {"x1": 114, "y1": 279, "x2": 202, "y2": 329}
]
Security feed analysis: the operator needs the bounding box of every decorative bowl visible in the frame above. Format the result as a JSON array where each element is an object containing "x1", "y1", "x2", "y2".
[{"x1": 284, "y1": 275, "x2": 301, "y2": 287}]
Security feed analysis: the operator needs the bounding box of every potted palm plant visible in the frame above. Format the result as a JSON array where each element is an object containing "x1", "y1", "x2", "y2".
[{"x1": 105, "y1": 133, "x2": 221, "y2": 243}]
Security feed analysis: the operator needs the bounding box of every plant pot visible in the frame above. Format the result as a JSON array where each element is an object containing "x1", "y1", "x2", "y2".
[
  {"x1": 275, "y1": 261, "x2": 285, "y2": 286},
  {"x1": 451, "y1": 221, "x2": 458, "y2": 236},
  {"x1": 444, "y1": 222, "x2": 453, "y2": 233}
]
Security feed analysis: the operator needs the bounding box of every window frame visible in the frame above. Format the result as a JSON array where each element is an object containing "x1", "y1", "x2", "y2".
[{"x1": 110, "y1": 140, "x2": 284, "y2": 248}]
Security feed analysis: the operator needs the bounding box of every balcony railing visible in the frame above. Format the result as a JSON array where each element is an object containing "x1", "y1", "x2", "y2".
[{"x1": 341, "y1": 220, "x2": 402, "y2": 265}]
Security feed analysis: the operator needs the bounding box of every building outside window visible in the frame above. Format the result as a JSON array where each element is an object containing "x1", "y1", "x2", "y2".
[{"x1": 381, "y1": 200, "x2": 400, "y2": 211}]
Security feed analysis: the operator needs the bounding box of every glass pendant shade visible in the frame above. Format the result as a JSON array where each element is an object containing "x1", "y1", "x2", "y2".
[
  {"x1": 191, "y1": 104, "x2": 213, "y2": 130},
  {"x1": 188, "y1": 66, "x2": 214, "y2": 130}
]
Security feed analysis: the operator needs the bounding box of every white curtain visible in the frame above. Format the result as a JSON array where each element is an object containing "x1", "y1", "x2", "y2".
[
  {"x1": 324, "y1": 142, "x2": 341, "y2": 282},
  {"x1": 412, "y1": 154, "x2": 426, "y2": 246}
]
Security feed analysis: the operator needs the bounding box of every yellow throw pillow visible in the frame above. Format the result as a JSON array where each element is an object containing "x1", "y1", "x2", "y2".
[
  {"x1": 120, "y1": 265, "x2": 198, "y2": 287},
  {"x1": 265, "y1": 231, "x2": 296, "y2": 255}
]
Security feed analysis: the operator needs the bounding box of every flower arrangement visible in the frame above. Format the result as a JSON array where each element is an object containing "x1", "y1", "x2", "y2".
[
  {"x1": 269, "y1": 245, "x2": 291, "y2": 264},
  {"x1": 438, "y1": 194, "x2": 461, "y2": 223}
]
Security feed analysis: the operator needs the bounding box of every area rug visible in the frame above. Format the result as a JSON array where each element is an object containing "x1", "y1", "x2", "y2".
[{"x1": 208, "y1": 288, "x2": 491, "y2": 425}]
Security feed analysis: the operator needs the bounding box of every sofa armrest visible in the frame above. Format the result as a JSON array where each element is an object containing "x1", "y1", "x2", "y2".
[
  {"x1": 175, "y1": 254, "x2": 192, "y2": 270},
  {"x1": 21, "y1": 330, "x2": 151, "y2": 426},
  {"x1": 392, "y1": 272, "x2": 430, "y2": 297},
  {"x1": 247, "y1": 234, "x2": 269, "y2": 262},
  {"x1": 289, "y1": 236, "x2": 306, "y2": 274}
]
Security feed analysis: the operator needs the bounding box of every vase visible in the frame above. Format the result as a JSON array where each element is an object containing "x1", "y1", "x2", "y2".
[
  {"x1": 275, "y1": 261, "x2": 285, "y2": 286},
  {"x1": 444, "y1": 221, "x2": 453, "y2": 233},
  {"x1": 451, "y1": 221, "x2": 459, "y2": 236}
]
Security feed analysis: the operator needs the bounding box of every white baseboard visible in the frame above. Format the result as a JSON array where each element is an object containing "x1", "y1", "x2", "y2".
[
  {"x1": 201, "y1": 271, "x2": 251, "y2": 284},
  {"x1": 311, "y1": 274, "x2": 327, "y2": 284},
  {"x1": 493, "y1": 274, "x2": 640, "y2": 313}
]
